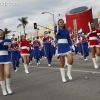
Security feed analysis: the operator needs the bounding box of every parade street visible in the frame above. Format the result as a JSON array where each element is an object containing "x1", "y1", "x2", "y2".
[{"x1": 0, "y1": 55, "x2": 100, "y2": 100}]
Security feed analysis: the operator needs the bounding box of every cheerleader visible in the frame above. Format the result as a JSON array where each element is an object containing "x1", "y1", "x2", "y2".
[
  {"x1": 87, "y1": 22, "x2": 100, "y2": 68},
  {"x1": 9, "y1": 40, "x2": 19, "y2": 72},
  {"x1": 77, "y1": 33, "x2": 83, "y2": 56},
  {"x1": 81, "y1": 33, "x2": 89, "y2": 60},
  {"x1": 43, "y1": 31, "x2": 53, "y2": 67},
  {"x1": 20, "y1": 35, "x2": 30, "y2": 74},
  {"x1": 52, "y1": 39, "x2": 58, "y2": 56},
  {"x1": 39, "y1": 36, "x2": 45, "y2": 60},
  {"x1": 73, "y1": 38, "x2": 78, "y2": 56},
  {"x1": 29, "y1": 40, "x2": 33, "y2": 65},
  {"x1": 33, "y1": 37, "x2": 41, "y2": 65},
  {"x1": 0, "y1": 29, "x2": 12, "y2": 96},
  {"x1": 55, "y1": 19, "x2": 73, "y2": 83}
]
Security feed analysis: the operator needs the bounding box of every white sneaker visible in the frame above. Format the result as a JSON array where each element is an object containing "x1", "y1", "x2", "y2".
[
  {"x1": 94, "y1": 65, "x2": 98, "y2": 69},
  {"x1": 84, "y1": 58, "x2": 88, "y2": 61},
  {"x1": 38, "y1": 62, "x2": 40, "y2": 65},
  {"x1": 37, "y1": 63, "x2": 39, "y2": 65},
  {"x1": 14, "y1": 70, "x2": 18, "y2": 72},
  {"x1": 29, "y1": 62, "x2": 32, "y2": 65},
  {"x1": 16, "y1": 67, "x2": 18, "y2": 70},
  {"x1": 48, "y1": 64, "x2": 51, "y2": 67}
]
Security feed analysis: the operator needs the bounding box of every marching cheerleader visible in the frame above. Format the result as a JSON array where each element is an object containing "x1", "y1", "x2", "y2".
[
  {"x1": 87, "y1": 22, "x2": 100, "y2": 68},
  {"x1": 9, "y1": 40, "x2": 20, "y2": 72},
  {"x1": 81, "y1": 33, "x2": 89, "y2": 60},
  {"x1": 43, "y1": 31, "x2": 53, "y2": 67},
  {"x1": 39, "y1": 36, "x2": 45, "y2": 60},
  {"x1": 0, "y1": 29, "x2": 12, "y2": 96},
  {"x1": 73, "y1": 38, "x2": 78, "y2": 56},
  {"x1": 20, "y1": 35, "x2": 30, "y2": 74},
  {"x1": 52, "y1": 39, "x2": 58, "y2": 56},
  {"x1": 55, "y1": 19, "x2": 73, "y2": 83},
  {"x1": 33, "y1": 37, "x2": 41, "y2": 65},
  {"x1": 77, "y1": 33, "x2": 83, "y2": 56},
  {"x1": 29, "y1": 40, "x2": 33, "y2": 65}
]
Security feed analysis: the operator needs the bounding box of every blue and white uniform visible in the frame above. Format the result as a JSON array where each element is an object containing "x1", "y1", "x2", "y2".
[
  {"x1": 0, "y1": 39, "x2": 11, "y2": 64},
  {"x1": 33, "y1": 40, "x2": 41, "y2": 65},
  {"x1": 81, "y1": 36, "x2": 89, "y2": 60},
  {"x1": 43, "y1": 32, "x2": 53, "y2": 66},
  {"x1": 9, "y1": 42, "x2": 20, "y2": 71},
  {"x1": 77, "y1": 35, "x2": 83, "y2": 55},
  {"x1": 56, "y1": 29, "x2": 72, "y2": 56}
]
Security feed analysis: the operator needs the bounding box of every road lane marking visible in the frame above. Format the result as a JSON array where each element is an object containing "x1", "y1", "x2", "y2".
[{"x1": 20, "y1": 65, "x2": 100, "y2": 74}]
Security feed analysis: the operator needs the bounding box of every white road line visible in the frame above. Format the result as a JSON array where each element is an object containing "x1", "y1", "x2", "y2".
[{"x1": 20, "y1": 65, "x2": 100, "y2": 74}]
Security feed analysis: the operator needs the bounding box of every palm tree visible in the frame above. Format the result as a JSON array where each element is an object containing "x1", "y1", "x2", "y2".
[
  {"x1": 17, "y1": 17, "x2": 28, "y2": 37},
  {"x1": 4, "y1": 28, "x2": 11, "y2": 38}
]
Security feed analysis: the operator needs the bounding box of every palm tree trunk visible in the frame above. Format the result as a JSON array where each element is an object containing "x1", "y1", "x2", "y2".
[
  {"x1": 23, "y1": 25, "x2": 26, "y2": 37},
  {"x1": 24, "y1": 28, "x2": 25, "y2": 36}
]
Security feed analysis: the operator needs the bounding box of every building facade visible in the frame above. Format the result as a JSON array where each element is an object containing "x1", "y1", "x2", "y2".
[{"x1": 66, "y1": 6, "x2": 93, "y2": 33}]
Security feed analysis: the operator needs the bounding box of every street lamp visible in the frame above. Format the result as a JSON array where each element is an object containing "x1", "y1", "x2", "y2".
[
  {"x1": 37, "y1": 28, "x2": 39, "y2": 37},
  {"x1": 42, "y1": 12, "x2": 55, "y2": 27}
]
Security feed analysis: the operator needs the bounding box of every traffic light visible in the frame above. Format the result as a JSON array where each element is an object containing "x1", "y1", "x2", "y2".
[
  {"x1": 48, "y1": 30, "x2": 51, "y2": 34},
  {"x1": 33, "y1": 23, "x2": 37, "y2": 29}
]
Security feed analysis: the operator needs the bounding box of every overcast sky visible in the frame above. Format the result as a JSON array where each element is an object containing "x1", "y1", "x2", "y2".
[{"x1": 0, "y1": 0, "x2": 100, "y2": 36}]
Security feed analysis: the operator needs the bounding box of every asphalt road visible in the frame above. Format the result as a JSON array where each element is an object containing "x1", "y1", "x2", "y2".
[{"x1": 0, "y1": 54, "x2": 100, "y2": 100}]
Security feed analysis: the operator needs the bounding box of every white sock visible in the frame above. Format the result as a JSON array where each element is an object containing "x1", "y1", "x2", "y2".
[
  {"x1": 24, "y1": 64, "x2": 29, "y2": 74},
  {"x1": 6, "y1": 78, "x2": 12, "y2": 94},
  {"x1": 92, "y1": 58, "x2": 98, "y2": 69},
  {"x1": 60, "y1": 68, "x2": 67, "y2": 83},
  {"x1": 67, "y1": 64, "x2": 73, "y2": 80},
  {"x1": 0, "y1": 80, "x2": 7, "y2": 96}
]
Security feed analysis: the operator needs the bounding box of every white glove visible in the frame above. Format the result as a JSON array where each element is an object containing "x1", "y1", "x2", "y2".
[
  {"x1": 0, "y1": 40, "x2": 3, "y2": 43},
  {"x1": 27, "y1": 47, "x2": 30, "y2": 51},
  {"x1": 3, "y1": 42, "x2": 10, "y2": 46},
  {"x1": 70, "y1": 45, "x2": 75, "y2": 51}
]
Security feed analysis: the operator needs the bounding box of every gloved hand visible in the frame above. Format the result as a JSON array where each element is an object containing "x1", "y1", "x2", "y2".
[
  {"x1": 27, "y1": 47, "x2": 30, "y2": 51},
  {"x1": 70, "y1": 45, "x2": 75, "y2": 51}
]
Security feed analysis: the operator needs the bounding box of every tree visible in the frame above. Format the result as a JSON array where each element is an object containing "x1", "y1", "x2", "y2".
[
  {"x1": 4, "y1": 28, "x2": 11, "y2": 37},
  {"x1": 17, "y1": 17, "x2": 28, "y2": 37}
]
